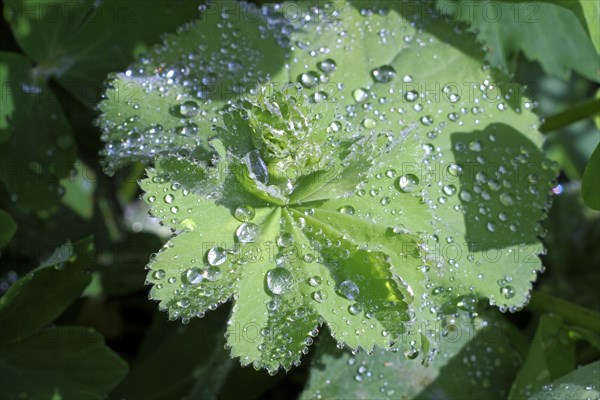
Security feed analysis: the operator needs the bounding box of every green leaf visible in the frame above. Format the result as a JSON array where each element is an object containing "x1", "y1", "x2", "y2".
[
  {"x1": 530, "y1": 361, "x2": 600, "y2": 400},
  {"x1": 0, "y1": 209, "x2": 17, "y2": 250},
  {"x1": 111, "y1": 0, "x2": 556, "y2": 372},
  {"x1": 112, "y1": 306, "x2": 276, "y2": 400},
  {"x1": 97, "y1": 0, "x2": 288, "y2": 173},
  {"x1": 59, "y1": 160, "x2": 96, "y2": 220},
  {"x1": 3, "y1": 0, "x2": 202, "y2": 107},
  {"x1": 301, "y1": 310, "x2": 526, "y2": 400},
  {"x1": 0, "y1": 237, "x2": 94, "y2": 344},
  {"x1": 581, "y1": 0, "x2": 600, "y2": 54},
  {"x1": 0, "y1": 326, "x2": 128, "y2": 400},
  {"x1": 436, "y1": 0, "x2": 600, "y2": 81},
  {"x1": 582, "y1": 143, "x2": 600, "y2": 210},
  {"x1": 0, "y1": 52, "x2": 76, "y2": 212},
  {"x1": 508, "y1": 314, "x2": 576, "y2": 399}
]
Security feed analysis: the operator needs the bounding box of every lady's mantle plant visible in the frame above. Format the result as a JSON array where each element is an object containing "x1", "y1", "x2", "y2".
[{"x1": 98, "y1": 0, "x2": 557, "y2": 373}]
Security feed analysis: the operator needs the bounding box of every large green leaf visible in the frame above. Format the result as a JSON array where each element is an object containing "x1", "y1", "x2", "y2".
[
  {"x1": 0, "y1": 326, "x2": 127, "y2": 400},
  {"x1": 436, "y1": 0, "x2": 600, "y2": 81},
  {"x1": 0, "y1": 52, "x2": 76, "y2": 212},
  {"x1": 530, "y1": 361, "x2": 600, "y2": 400},
  {"x1": 112, "y1": 306, "x2": 277, "y2": 400},
  {"x1": 0, "y1": 237, "x2": 94, "y2": 344},
  {"x1": 3, "y1": 0, "x2": 202, "y2": 107},
  {"x1": 301, "y1": 310, "x2": 526, "y2": 400},
  {"x1": 508, "y1": 314, "x2": 576, "y2": 399},
  {"x1": 97, "y1": 0, "x2": 288, "y2": 173},
  {"x1": 106, "y1": 0, "x2": 556, "y2": 372}
]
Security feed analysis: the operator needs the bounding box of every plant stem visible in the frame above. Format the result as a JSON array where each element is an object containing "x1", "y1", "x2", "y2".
[
  {"x1": 540, "y1": 97, "x2": 600, "y2": 133},
  {"x1": 528, "y1": 291, "x2": 600, "y2": 333}
]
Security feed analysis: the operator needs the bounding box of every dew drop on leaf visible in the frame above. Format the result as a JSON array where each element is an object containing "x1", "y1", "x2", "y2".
[
  {"x1": 266, "y1": 268, "x2": 293, "y2": 295},
  {"x1": 152, "y1": 269, "x2": 166, "y2": 280},
  {"x1": 338, "y1": 205, "x2": 355, "y2": 215},
  {"x1": 395, "y1": 174, "x2": 420, "y2": 193},
  {"x1": 500, "y1": 285, "x2": 516, "y2": 299},
  {"x1": 234, "y1": 205, "x2": 256, "y2": 222},
  {"x1": 243, "y1": 150, "x2": 269, "y2": 184},
  {"x1": 206, "y1": 246, "x2": 227, "y2": 266},
  {"x1": 352, "y1": 88, "x2": 369, "y2": 102},
  {"x1": 312, "y1": 290, "x2": 328, "y2": 303},
  {"x1": 348, "y1": 303, "x2": 362, "y2": 315},
  {"x1": 178, "y1": 100, "x2": 200, "y2": 118},
  {"x1": 338, "y1": 280, "x2": 360, "y2": 300},
  {"x1": 404, "y1": 90, "x2": 419, "y2": 102},
  {"x1": 317, "y1": 59, "x2": 337, "y2": 74},
  {"x1": 185, "y1": 267, "x2": 203, "y2": 284},
  {"x1": 371, "y1": 65, "x2": 396, "y2": 83},
  {"x1": 236, "y1": 222, "x2": 259, "y2": 243},
  {"x1": 299, "y1": 71, "x2": 320, "y2": 88}
]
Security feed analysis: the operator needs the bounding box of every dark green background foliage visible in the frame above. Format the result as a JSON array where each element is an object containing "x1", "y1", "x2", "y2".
[{"x1": 0, "y1": 1, "x2": 598, "y2": 399}]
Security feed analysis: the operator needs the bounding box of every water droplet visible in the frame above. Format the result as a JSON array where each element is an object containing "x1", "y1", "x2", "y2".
[
  {"x1": 443, "y1": 185, "x2": 457, "y2": 196},
  {"x1": 205, "y1": 266, "x2": 221, "y2": 281},
  {"x1": 312, "y1": 290, "x2": 328, "y2": 303},
  {"x1": 186, "y1": 268, "x2": 203, "y2": 284},
  {"x1": 178, "y1": 100, "x2": 200, "y2": 118},
  {"x1": 152, "y1": 269, "x2": 166, "y2": 280},
  {"x1": 500, "y1": 285, "x2": 515, "y2": 299},
  {"x1": 499, "y1": 192, "x2": 514, "y2": 207},
  {"x1": 371, "y1": 65, "x2": 396, "y2": 83},
  {"x1": 396, "y1": 174, "x2": 420, "y2": 193},
  {"x1": 362, "y1": 118, "x2": 377, "y2": 129},
  {"x1": 404, "y1": 346, "x2": 419, "y2": 360},
  {"x1": 299, "y1": 71, "x2": 319, "y2": 88},
  {"x1": 234, "y1": 205, "x2": 255, "y2": 222},
  {"x1": 207, "y1": 246, "x2": 227, "y2": 266},
  {"x1": 339, "y1": 280, "x2": 360, "y2": 300},
  {"x1": 236, "y1": 222, "x2": 259, "y2": 243},
  {"x1": 277, "y1": 232, "x2": 294, "y2": 247},
  {"x1": 309, "y1": 276, "x2": 322, "y2": 287},
  {"x1": 420, "y1": 115, "x2": 433, "y2": 126},
  {"x1": 244, "y1": 150, "x2": 269, "y2": 184},
  {"x1": 317, "y1": 59, "x2": 337, "y2": 74},
  {"x1": 404, "y1": 90, "x2": 419, "y2": 102},
  {"x1": 266, "y1": 268, "x2": 293, "y2": 295},
  {"x1": 164, "y1": 194, "x2": 174, "y2": 204},
  {"x1": 402, "y1": 74, "x2": 413, "y2": 83},
  {"x1": 338, "y1": 205, "x2": 355, "y2": 215},
  {"x1": 352, "y1": 88, "x2": 369, "y2": 102},
  {"x1": 348, "y1": 303, "x2": 362, "y2": 315},
  {"x1": 459, "y1": 190, "x2": 473, "y2": 202}
]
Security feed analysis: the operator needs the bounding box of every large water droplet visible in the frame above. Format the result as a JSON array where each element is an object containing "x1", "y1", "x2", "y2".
[
  {"x1": 500, "y1": 285, "x2": 515, "y2": 299},
  {"x1": 266, "y1": 268, "x2": 293, "y2": 295},
  {"x1": 317, "y1": 59, "x2": 337, "y2": 74},
  {"x1": 178, "y1": 100, "x2": 200, "y2": 118},
  {"x1": 153, "y1": 269, "x2": 166, "y2": 280},
  {"x1": 339, "y1": 280, "x2": 360, "y2": 300},
  {"x1": 207, "y1": 246, "x2": 227, "y2": 266},
  {"x1": 338, "y1": 205, "x2": 355, "y2": 215},
  {"x1": 396, "y1": 174, "x2": 420, "y2": 193},
  {"x1": 234, "y1": 205, "x2": 255, "y2": 222},
  {"x1": 499, "y1": 192, "x2": 514, "y2": 207},
  {"x1": 299, "y1": 71, "x2": 319, "y2": 88},
  {"x1": 186, "y1": 267, "x2": 203, "y2": 284},
  {"x1": 352, "y1": 88, "x2": 369, "y2": 102},
  {"x1": 236, "y1": 222, "x2": 259, "y2": 243},
  {"x1": 371, "y1": 65, "x2": 396, "y2": 83},
  {"x1": 244, "y1": 150, "x2": 269, "y2": 184}
]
